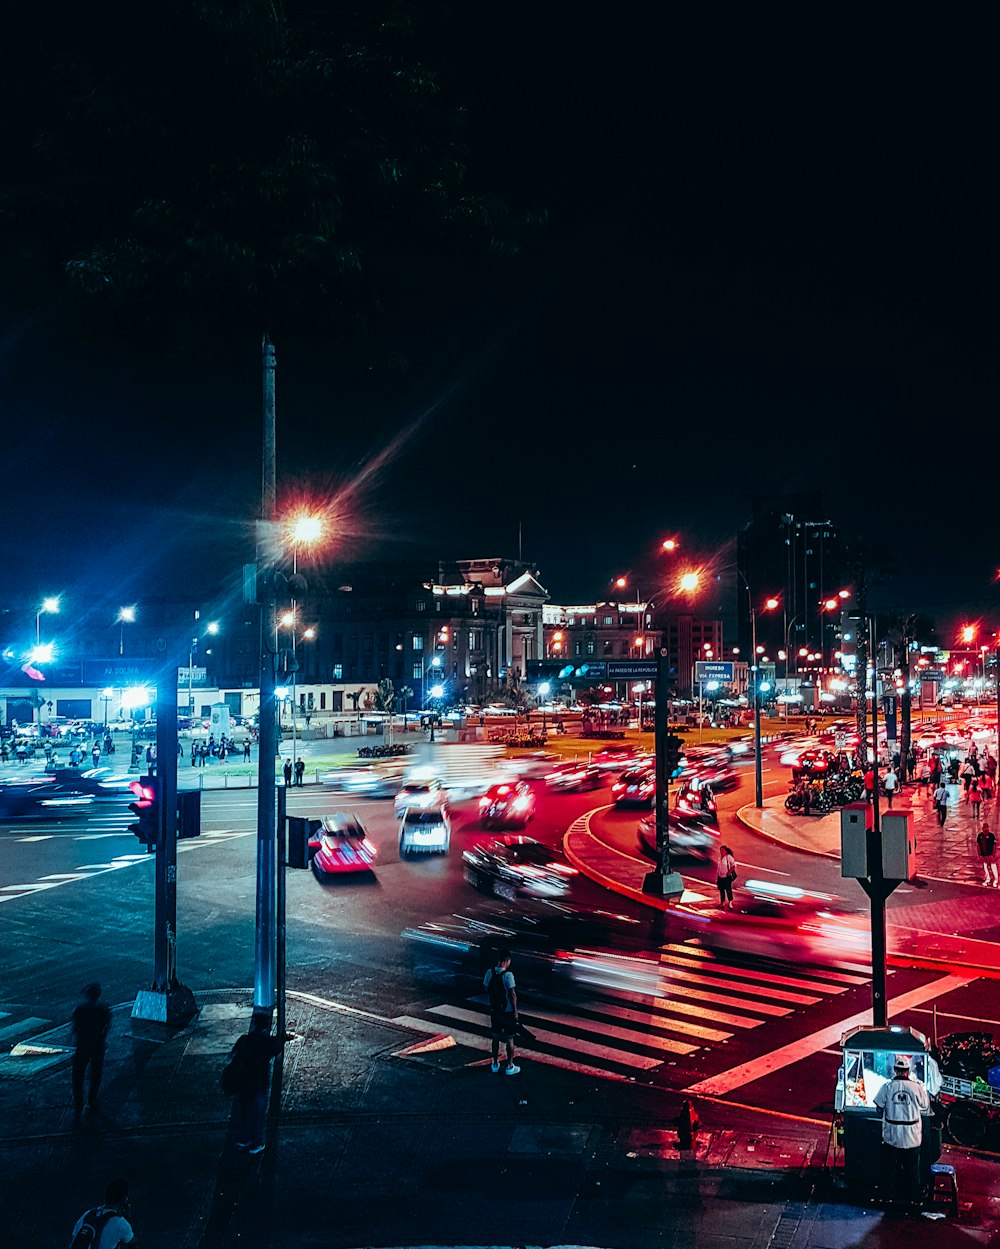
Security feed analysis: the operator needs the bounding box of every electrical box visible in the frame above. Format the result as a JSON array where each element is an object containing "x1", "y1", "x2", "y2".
[
  {"x1": 881, "y1": 811, "x2": 915, "y2": 880},
  {"x1": 840, "y1": 804, "x2": 871, "y2": 877}
]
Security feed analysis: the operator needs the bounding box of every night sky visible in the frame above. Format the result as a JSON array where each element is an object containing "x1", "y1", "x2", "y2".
[{"x1": 2, "y1": 7, "x2": 995, "y2": 630}]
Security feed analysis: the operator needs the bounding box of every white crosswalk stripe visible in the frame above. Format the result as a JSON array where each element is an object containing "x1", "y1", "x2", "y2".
[
  {"x1": 0, "y1": 1005, "x2": 53, "y2": 1054},
  {"x1": 395, "y1": 942, "x2": 871, "y2": 1080}
]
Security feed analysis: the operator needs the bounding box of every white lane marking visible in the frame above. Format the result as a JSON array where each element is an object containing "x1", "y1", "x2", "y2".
[
  {"x1": 910, "y1": 1006, "x2": 1000, "y2": 1029},
  {"x1": 663, "y1": 942, "x2": 869, "y2": 986},
  {"x1": 683, "y1": 974, "x2": 975, "y2": 1096},
  {"x1": 644, "y1": 961, "x2": 822, "y2": 1006},
  {"x1": 655, "y1": 948, "x2": 857, "y2": 996},
  {"x1": 37, "y1": 873, "x2": 83, "y2": 881},
  {"x1": 0, "y1": 829, "x2": 255, "y2": 901},
  {"x1": 542, "y1": 994, "x2": 736, "y2": 1042},
  {"x1": 420, "y1": 1006, "x2": 665, "y2": 1068},
  {"x1": 441, "y1": 1000, "x2": 702, "y2": 1053},
  {"x1": 14, "y1": 835, "x2": 54, "y2": 843},
  {"x1": 391, "y1": 1016, "x2": 633, "y2": 1082}
]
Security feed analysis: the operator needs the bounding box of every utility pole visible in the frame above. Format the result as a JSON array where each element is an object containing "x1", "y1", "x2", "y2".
[
  {"x1": 255, "y1": 332, "x2": 279, "y2": 1019},
  {"x1": 132, "y1": 647, "x2": 197, "y2": 1024},
  {"x1": 899, "y1": 614, "x2": 915, "y2": 782},
  {"x1": 641, "y1": 646, "x2": 684, "y2": 900}
]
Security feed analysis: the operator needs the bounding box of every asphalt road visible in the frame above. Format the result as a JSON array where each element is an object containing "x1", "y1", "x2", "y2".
[{"x1": 2, "y1": 742, "x2": 1000, "y2": 1126}]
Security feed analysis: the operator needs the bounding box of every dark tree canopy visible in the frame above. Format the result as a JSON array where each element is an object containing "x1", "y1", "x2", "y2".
[{"x1": 4, "y1": 1, "x2": 538, "y2": 351}]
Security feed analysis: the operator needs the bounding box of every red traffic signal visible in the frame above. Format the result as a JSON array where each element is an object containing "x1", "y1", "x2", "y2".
[{"x1": 128, "y1": 775, "x2": 159, "y2": 850}]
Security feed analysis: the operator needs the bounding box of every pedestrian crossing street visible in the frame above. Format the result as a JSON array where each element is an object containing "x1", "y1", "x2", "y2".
[
  {"x1": 0, "y1": 826, "x2": 251, "y2": 903},
  {"x1": 393, "y1": 940, "x2": 870, "y2": 1082}
]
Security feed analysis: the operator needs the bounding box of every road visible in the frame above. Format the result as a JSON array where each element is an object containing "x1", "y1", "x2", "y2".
[{"x1": 2, "y1": 741, "x2": 999, "y2": 1128}]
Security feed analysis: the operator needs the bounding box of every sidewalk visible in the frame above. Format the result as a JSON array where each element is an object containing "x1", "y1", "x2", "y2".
[{"x1": 3, "y1": 988, "x2": 995, "y2": 1248}]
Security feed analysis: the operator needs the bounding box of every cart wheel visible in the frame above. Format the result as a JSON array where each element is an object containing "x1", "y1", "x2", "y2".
[{"x1": 945, "y1": 1101, "x2": 988, "y2": 1147}]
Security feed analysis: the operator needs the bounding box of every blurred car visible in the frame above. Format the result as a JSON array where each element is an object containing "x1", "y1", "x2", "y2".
[
  {"x1": 322, "y1": 764, "x2": 406, "y2": 798},
  {"x1": 0, "y1": 780, "x2": 94, "y2": 819},
  {"x1": 611, "y1": 766, "x2": 655, "y2": 807},
  {"x1": 393, "y1": 774, "x2": 445, "y2": 818},
  {"x1": 592, "y1": 744, "x2": 638, "y2": 771},
  {"x1": 638, "y1": 789, "x2": 720, "y2": 861},
  {"x1": 479, "y1": 780, "x2": 536, "y2": 829},
  {"x1": 399, "y1": 805, "x2": 451, "y2": 856},
  {"x1": 50, "y1": 767, "x2": 133, "y2": 798},
  {"x1": 497, "y1": 751, "x2": 561, "y2": 779},
  {"x1": 403, "y1": 900, "x2": 658, "y2": 994},
  {"x1": 307, "y1": 813, "x2": 378, "y2": 877},
  {"x1": 703, "y1": 880, "x2": 870, "y2": 965},
  {"x1": 463, "y1": 835, "x2": 578, "y2": 899},
  {"x1": 789, "y1": 748, "x2": 836, "y2": 778},
  {"x1": 545, "y1": 761, "x2": 602, "y2": 792},
  {"x1": 727, "y1": 736, "x2": 756, "y2": 757},
  {"x1": 682, "y1": 748, "x2": 739, "y2": 792}
]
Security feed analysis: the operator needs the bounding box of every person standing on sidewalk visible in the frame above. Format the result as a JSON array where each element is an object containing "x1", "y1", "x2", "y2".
[
  {"x1": 282, "y1": 758, "x2": 293, "y2": 787},
  {"x1": 873, "y1": 1055, "x2": 931, "y2": 1214},
  {"x1": 932, "y1": 781, "x2": 949, "y2": 827},
  {"x1": 883, "y1": 767, "x2": 898, "y2": 809},
  {"x1": 976, "y1": 822, "x2": 998, "y2": 887},
  {"x1": 864, "y1": 767, "x2": 875, "y2": 803},
  {"x1": 716, "y1": 844, "x2": 737, "y2": 910},
  {"x1": 968, "y1": 778, "x2": 983, "y2": 822},
  {"x1": 71, "y1": 983, "x2": 112, "y2": 1118},
  {"x1": 294, "y1": 757, "x2": 305, "y2": 786},
  {"x1": 229, "y1": 1012, "x2": 283, "y2": 1154},
  {"x1": 484, "y1": 950, "x2": 520, "y2": 1076}
]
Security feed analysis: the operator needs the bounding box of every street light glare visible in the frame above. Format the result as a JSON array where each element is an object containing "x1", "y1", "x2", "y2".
[
  {"x1": 678, "y1": 571, "x2": 700, "y2": 593},
  {"x1": 118, "y1": 605, "x2": 136, "y2": 623},
  {"x1": 764, "y1": 597, "x2": 779, "y2": 610},
  {"x1": 42, "y1": 596, "x2": 60, "y2": 614},
  {"x1": 661, "y1": 538, "x2": 678, "y2": 552},
  {"x1": 280, "y1": 610, "x2": 295, "y2": 627},
  {"x1": 291, "y1": 515, "x2": 324, "y2": 544},
  {"x1": 614, "y1": 576, "x2": 627, "y2": 588},
  {"x1": 206, "y1": 621, "x2": 220, "y2": 635}
]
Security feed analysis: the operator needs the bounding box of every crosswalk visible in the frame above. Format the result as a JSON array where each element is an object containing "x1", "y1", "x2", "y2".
[{"x1": 394, "y1": 939, "x2": 870, "y2": 1082}]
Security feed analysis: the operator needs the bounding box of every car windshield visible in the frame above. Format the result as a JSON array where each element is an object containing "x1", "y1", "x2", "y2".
[
  {"x1": 405, "y1": 809, "x2": 444, "y2": 825},
  {"x1": 504, "y1": 844, "x2": 555, "y2": 865},
  {"x1": 328, "y1": 823, "x2": 364, "y2": 839}
]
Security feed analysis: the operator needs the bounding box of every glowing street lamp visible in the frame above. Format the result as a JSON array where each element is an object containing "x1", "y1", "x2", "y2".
[
  {"x1": 117, "y1": 605, "x2": 137, "y2": 656},
  {"x1": 661, "y1": 538, "x2": 678, "y2": 552},
  {"x1": 678, "y1": 571, "x2": 700, "y2": 594},
  {"x1": 36, "y1": 595, "x2": 60, "y2": 647}
]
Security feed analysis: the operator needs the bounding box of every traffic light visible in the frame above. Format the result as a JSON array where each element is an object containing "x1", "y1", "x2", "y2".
[
  {"x1": 128, "y1": 776, "x2": 158, "y2": 851},
  {"x1": 177, "y1": 790, "x2": 201, "y2": 840},
  {"x1": 287, "y1": 816, "x2": 323, "y2": 869},
  {"x1": 664, "y1": 733, "x2": 685, "y2": 778}
]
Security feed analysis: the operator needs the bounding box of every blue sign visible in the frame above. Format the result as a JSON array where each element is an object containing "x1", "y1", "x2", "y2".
[
  {"x1": 695, "y1": 661, "x2": 735, "y2": 682},
  {"x1": 574, "y1": 662, "x2": 607, "y2": 679},
  {"x1": 83, "y1": 658, "x2": 163, "y2": 687}
]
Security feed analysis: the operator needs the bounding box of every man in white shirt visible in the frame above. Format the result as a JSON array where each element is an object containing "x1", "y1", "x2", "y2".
[{"x1": 873, "y1": 1056, "x2": 931, "y2": 1212}]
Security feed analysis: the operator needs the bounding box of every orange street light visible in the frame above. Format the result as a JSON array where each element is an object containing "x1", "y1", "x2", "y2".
[
  {"x1": 765, "y1": 597, "x2": 780, "y2": 611},
  {"x1": 824, "y1": 598, "x2": 839, "y2": 611},
  {"x1": 661, "y1": 538, "x2": 678, "y2": 552},
  {"x1": 961, "y1": 625, "x2": 976, "y2": 644},
  {"x1": 290, "y1": 514, "x2": 324, "y2": 545},
  {"x1": 614, "y1": 576, "x2": 628, "y2": 589},
  {"x1": 678, "y1": 570, "x2": 700, "y2": 594}
]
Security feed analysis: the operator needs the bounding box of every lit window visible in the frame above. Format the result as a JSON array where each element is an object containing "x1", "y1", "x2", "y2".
[
  {"x1": 333, "y1": 664, "x2": 343, "y2": 680},
  {"x1": 412, "y1": 635, "x2": 423, "y2": 651},
  {"x1": 412, "y1": 662, "x2": 423, "y2": 680}
]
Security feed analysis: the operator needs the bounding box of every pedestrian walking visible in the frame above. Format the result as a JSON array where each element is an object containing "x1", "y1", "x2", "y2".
[
  {"x1": 872, "y1": 1054, "x2": 931, "y2": 1213},
  {"x1": 986, "y1": 753, "x2": 997, "y2": 784},
  {"x1": 294, "y1": 757, "x2": 305, "y2": 786},
  {"x1": 484, "y1": 949, "x2": 520, "y2": 1075},
  {"x1": 282, "y1": 758, "x2": 293, "y2": 786},
  {"x1": 716, "y1": 844, "x2": 737, "y2": 910},
  {"x1": 981, "y1": 772, "x2": 993, "y2": 802},
  {"x1": 967, "y1": 779, "x2": 982, "y2": 822},
  {"x1": 906, "y1": 747, "x2": 917, "y2": 782},
  {"x1": 864, "y1": 767, "x2": 875, "y2": 803},
  {"x1": 933, "y1": 782, "x2": 949, "y2": 827},
  {"x1": 226, "y1": 1012, "x2": 283, "y2": 1154},
  {"x1": 243, "y1": 739, "x2": 251, "y2": 762},
  {"x1": 883, "y1": 768, "x2": 898, "y2": 809},
  {"x1": 977, "y1": 822, "x2": 998, "y2": 887},
  {"x1": 71, "y1": 983, "x2": 111, "y2": 1118},
  {"x1": 928, "y1": 755, "x2": 941, "y2": 788},
  {"x1": 962, "y1": 758, "x2": 976, "y2": 792},
  {"x1": 69, "y1": 1177, "x2": 135, "y2": 1249}
]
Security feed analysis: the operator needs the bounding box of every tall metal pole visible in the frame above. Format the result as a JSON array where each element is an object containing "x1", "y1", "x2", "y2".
[
  {"x1": 276, "y1": 784, "x2": 287, "y2": 1044},
  {"x1": 752, "y1": 607, "x2": 764, "y2": 807},
  {"x1": 642, "y1": 645, "x2": 684, "y2": 898},
  {"x1": 255, "y1": 333, "x2": 278, "y2": 1017}
]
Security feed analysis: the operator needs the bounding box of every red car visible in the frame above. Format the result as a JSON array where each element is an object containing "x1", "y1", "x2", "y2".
[
  {"x1": 479, "y1": 781, "x2": 536, "y2": 829},
  {"x1": 612, "y1": 767, "x2": 655, "y2": 807},
  {"x1": 308, "y1": 813, "x2": 378, "y2": 877}
]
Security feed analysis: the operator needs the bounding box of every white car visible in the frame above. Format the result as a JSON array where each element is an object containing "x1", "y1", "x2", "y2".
[{"x1": 394, "y1": 776, "x2": 445, "y2": 819}]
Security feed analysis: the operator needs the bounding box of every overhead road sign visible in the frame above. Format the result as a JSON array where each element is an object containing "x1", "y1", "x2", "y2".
[
  {"x1": 695, "y1": 661, "x2": 735, "y2": 682},
  {"x1": 607, "y1": 659, "x2": 658, "y2": 680}
]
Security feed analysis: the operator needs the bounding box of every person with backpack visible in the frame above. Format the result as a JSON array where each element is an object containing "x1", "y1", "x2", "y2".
[
  {"x1": 69, "y1": 1177, "x2": 135, "y2": 1248},
  {"x1": 977, "y1": 822, "x2": 998, "y2": 887},
  {"x1": 932, "y1": 781, "x2": 949, "y2": 827},
  {"x1": 483, "y1": 949, "x2": 520, "y2": 1076}
]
